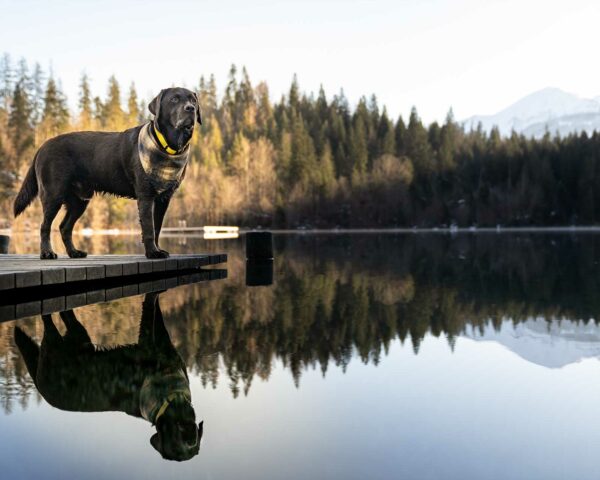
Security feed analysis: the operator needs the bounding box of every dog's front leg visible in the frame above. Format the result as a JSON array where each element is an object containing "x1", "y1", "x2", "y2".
[
  {"x1": 154, "y1": 195, "x2": 171, "y2": 256},
  {"x1": 138, "y1": 198, "x2": 168, "y2": 258}
]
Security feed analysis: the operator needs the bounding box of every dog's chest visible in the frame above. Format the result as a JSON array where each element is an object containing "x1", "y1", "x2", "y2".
[{"x1": 137, "y1": 123, "x2": 189, "y2": 193}]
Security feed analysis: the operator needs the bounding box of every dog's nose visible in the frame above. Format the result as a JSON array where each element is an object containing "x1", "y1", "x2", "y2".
[{"x1": 184, "y1": 104, "x2": 195, "y2": 112}]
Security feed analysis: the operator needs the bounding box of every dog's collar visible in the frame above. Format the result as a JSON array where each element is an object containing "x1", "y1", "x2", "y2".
[
  {"x1": 153, "y1": 390, "x2": 191, "y2": 425},
  {"x1": 152, "y1": 122, "x2": 188, "y2": 155}
]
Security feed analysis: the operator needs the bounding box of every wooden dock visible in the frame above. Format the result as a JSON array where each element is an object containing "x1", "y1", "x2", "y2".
[
  {"x1": 0, "y1": 253, "x2": 226, "y2": 291},
  {"x1": 0, "y1": 253, "x2": 228, "y2": 322}
]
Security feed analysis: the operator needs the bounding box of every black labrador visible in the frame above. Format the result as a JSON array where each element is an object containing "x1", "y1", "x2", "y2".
[
  {"x1": 13, "y1": 87, "x2": 201, "y2": 259},
  {"x1": 14, "y1": 292, "x2": 203, "y2": 462}
]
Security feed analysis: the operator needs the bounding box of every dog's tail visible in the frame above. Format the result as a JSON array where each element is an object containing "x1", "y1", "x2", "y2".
[
  {"x1": 14, "y1": 327, "x2": 40, "y2": 383},
  {"x1": 13, "y1": 154, "x2": 39, "y2": 217}
]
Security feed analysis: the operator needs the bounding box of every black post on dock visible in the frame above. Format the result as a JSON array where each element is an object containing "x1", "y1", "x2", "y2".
[
  {"x1": 245, "y1": 231, "x2": 274, "y2": 286},
  {"x1": 0, "y1": 235, "x2": 9, "y2": 254}
]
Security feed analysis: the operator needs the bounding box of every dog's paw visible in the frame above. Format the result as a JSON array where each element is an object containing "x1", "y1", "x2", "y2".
[
  {"x1": 68, "y1": 249, "x2": 88, "y2": 258},
  {"x1": 40, "y1": 251, "x2": 58, "y2": 260},
  {"x1": 145, "y1": 249, "x2": 170, "y2": 259}
]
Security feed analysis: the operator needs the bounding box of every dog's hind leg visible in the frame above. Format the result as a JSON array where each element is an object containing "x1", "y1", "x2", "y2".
[
  {"x1": 60, "y1": 196, "x2": 89, "y2": 258},
  {"x1": 41, "y1": 314, "x2": 62, "y2": 345},
  {"x1": 59, "y1": 310, "x2": 92, "y2": 347},
  {"x1": 14, "y1": 327, "x2": 40, "y2": 383},
  {"x1": 39, "y1": 194, "x2": 62, "y2": 259}
]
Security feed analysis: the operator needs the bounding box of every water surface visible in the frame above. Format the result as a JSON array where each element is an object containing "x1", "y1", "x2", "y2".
[{"x1": 2, "y1": 233, "x2": 600, "y2": 479}]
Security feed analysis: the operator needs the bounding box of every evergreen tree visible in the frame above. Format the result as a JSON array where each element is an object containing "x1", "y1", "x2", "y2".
[
  {"x1": 30, "y1": 63, "x2": 44, "y2": 125},
  {"x1": 239, "y1": 67, "x2": 256, "y2": 136},
  {"x1": 41, "y1": 76, "x2": 69, "y2": 138},
  {"x1": 319, "y1": 141, "x2": 336, "y2": 196},
  {"x1": 0, "y1": 53, "x2": 12, "y2": 111},
  {"x1": 438, "y1": 109, "x2": 459, "y2": 172},
  {"x1": 377, "y1": 107, "x2": 395, "y2": 156},
  {"x1": 288, "y1": 74, "x2": 300, "y2": 111},
  {"x1": 349, "y1": 109, "x2": 368, "y2": 178},
  {"x1": 126, "y1": 82, "x2": 141, "y2": 125},
  {"x1": 256, "y1": 81, "x2": 275, "y2": 139},
  {"x1": 93, "y1": 95, "x2": 104, "y2": 127},
  {"x1": 104, "y1": 75, "x2": 125, "y2": 130},
  {"x1": 395, "y1": 116, "x2": 406, "y2": 157},
  {"x1": 78, "y1": 73, "x2": 93, "y2": 129},
  {"x1": 8, "y1": 81, "x2": 34, "y2": 163},
  {"x1": 290, "y1": 112, "x2": 317, "y2": 187},
  {"x1": 405, "y1": 107, "x2": 433, "y2": 175}
]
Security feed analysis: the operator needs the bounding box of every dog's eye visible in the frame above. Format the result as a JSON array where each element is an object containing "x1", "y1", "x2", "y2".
[{"x1": 171, "y1": 96, "x2": 180, "y2": 103}]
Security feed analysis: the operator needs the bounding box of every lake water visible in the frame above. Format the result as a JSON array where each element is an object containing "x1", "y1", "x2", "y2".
[{"x1": 2, "y1": 233, "x2": 600, "y2": 479}]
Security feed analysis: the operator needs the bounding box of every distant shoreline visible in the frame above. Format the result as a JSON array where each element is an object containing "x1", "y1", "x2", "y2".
[{"x1": 7, "y1": 226, "x2": 600, "y2": 236}]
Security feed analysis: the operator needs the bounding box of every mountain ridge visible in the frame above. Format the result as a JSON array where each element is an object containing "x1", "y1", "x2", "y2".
[{"x1": 463, "y1": 87, "x2": 600, "y2": 138}]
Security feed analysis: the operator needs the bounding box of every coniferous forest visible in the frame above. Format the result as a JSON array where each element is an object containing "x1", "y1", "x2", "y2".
[{"x1": 2, "y1": 53, "x2": 600, "y2": 230}]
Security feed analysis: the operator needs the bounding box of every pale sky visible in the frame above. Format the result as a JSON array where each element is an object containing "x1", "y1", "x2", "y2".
[{"x1": 1, "y1": 0, "x2": 599, "y2": 123}]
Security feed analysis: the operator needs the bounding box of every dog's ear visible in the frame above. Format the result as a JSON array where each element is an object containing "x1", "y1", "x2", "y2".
[
  {"x1": 193, "y1": 93, "x2": 202, "y2": 125},
  {"x1": 150, "y1": 432, "x2": 162, "y2": 455},
  {"x1": 148, "y1": 90, "x2": 165, "y2": 117},
  {"x1": 198, "y1": 421, "x2": 204, "y2": 443}
]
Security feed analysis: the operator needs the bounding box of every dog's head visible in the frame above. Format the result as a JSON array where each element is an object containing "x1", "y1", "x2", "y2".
[
  {"x1": 150, "y1": 397, "x2": 203, "y2": 461},
  {"x1": 148, "y1": 87, "x2": 201, "y2": 151}
]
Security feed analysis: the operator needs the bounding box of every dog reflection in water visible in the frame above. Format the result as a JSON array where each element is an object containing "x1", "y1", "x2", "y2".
[{"x1": 14, "y1": 292, "x2": 203, "y2": 461}]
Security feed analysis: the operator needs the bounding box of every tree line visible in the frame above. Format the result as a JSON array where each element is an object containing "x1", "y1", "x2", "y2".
[{"x1": 2, "y1": 53, "x2": 600, "y2": 229}]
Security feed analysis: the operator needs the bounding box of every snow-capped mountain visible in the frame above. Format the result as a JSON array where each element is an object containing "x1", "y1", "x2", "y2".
[
  {"x1": 463, "y1": 87, "x2": 600, "y2": 138},
  {"x1": 463, "y1": 318, "x2": 600, "y2": 369}
]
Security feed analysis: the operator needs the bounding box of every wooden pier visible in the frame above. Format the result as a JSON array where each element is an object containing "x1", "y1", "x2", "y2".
[
  {"x1": 0, "y1": 253, "x2": 228, "y2": 322},
  {"x1": 0, "y1": 253, "x2": 226, "y2": 290}
]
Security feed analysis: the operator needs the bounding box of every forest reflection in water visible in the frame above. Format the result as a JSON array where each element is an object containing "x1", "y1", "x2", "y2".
[{"x1": 3, "y1": 232, "x2": 600, "y2": 416}]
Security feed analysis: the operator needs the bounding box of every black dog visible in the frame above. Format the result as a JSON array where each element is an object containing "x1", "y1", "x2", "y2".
[
  {"x1": 13, "y1": 87, "x2": 201, "y2": 259},
  {"x1": 14, "y1": 292, "x2": 203, "y2": 462}
]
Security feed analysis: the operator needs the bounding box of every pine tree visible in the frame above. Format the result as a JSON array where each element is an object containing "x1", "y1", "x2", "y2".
[
  {"x1": 367, "y1": 94, "x2": 380, "y2": 160},
  {"x1": 239, "y1": 67, "x2": 256, "y2": 136},
  {"x1": 30, "y1": 63, "x2": 44, "y2": 125},
  {"x1": 16, "y1": 58, "x2": 30, "y2": 95},
  {"x1": 290, "y1": 112, "x2": 317, "y2": 187},
  {"x1": 222, "y1": 65, "x2": 239, "y2": 144},
  {"x1": 325, "y1": 97, "x2": 346, "y2": 178},
  {"x1": 8, "y1": 80, "x2": 34, "y2": 169},
  {"x1": 104, "y1": 75, "x2": 125, "y2": 130},
  {"x1": 206, "y1": 74, "x2": 218, "y2": 118},
  {"x1": 405, "y1": 107, "x2": 433, "y2": 175},
  {"x1": 127, "y1": 82, "x2": 141, "y2": 125},
  {"x1": 349, "y1": 111, "x2": 368, "y2": 178},
  {"x1": 438, "y1": 109, "x2": 459, "y2": 172},
  {"x1": 0, "y1": 53, "x2": 12, "y2": 111},
  {"x1": 78, "y1": 73, "x2": 93, "y2": 129},
  {"x1": 288, "y1": 74, "x2": 300, "y2": 111},
  {"x1": 317, "y1": 85, "x2": 328, "y2": 121},
  {"x1": 395, "y1": 116, "x2": 407, "y2": 157},
  {"x1": 199, "y1": 117, "x2": 223, "y2": 168},
  {"x1": 377, "y1": 107, "x2": 395, "y2": 156},
  {"x1": 41, "y1": 76, "x2": 69, "y2": 138},
  {"x1": 93, "y1": 96, "x2": 104, "y2": 127},
  {"x1": 319, "y1": 141, "x2": 336, "y2": 196}
]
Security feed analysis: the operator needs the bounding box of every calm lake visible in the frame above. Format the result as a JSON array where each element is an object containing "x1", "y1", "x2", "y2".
[{"x1": 2, "y1": 232, "x2": 600, "y2": 479}]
